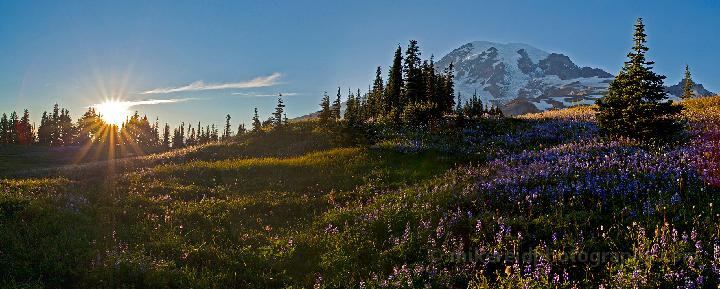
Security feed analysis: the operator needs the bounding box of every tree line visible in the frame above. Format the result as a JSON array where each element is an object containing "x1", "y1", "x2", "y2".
[
  {"x1": 249, "y1": 94, "x2": 289, "y2": 133},
  {"x1": 318, "y1": 40, "x2": 458, "y2": 127},
  {"x1": 0, "y1": 91, "x2": 299, "y2": 151},
  {"x1": 0, "y1": 105, "x2": 248, "y2": 149},
  {"x1": 313, "y1": 40, "x2": 504, "y2": 130}
]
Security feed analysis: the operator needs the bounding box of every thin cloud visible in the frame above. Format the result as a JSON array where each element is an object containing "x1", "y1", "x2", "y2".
[
  {"x1": 232, "y1": 92, "x2": 300, "y2": 97},
  {"x1": 125, "y1": 98, "x2": 200, "y2": 105},
  {"x1": 141, "y1": 73, "x2": 282, "y2": 94},
  {"x1": 91, "y1": 97, "x2": 200, "y2": 109}
]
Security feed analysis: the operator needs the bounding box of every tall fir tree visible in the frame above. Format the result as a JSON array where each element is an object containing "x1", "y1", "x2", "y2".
[
  {"x1": 237, "y1": 123, "x2": 246, "y2": 136},
  {"x1": 440, "y1": 62, "x2": 456, "y2": 114},
  {"x1": 58, "y1": 108, "x2": 74, "y2": 146},
  {"x1": 252, "y1": 108, "x2": 262, "y2": 132},
  {"x1": 17, "y1": 110, "x2": 33, "y2": 144},
  {"x1": 344, "y1": 91, "x2": 360, "y2": 126},
  {"x1": 464, "y1": 90, "x2": 485, "y2": 118},
  {"x1": 273, "y1": 96, "x2": 285, "y2": 127},
  {"x1": 681, "y1": 64, "x2": 695, "y2": 99},
  {"x1": 75, "y1": 107, "x2": 102, "y2": 144},
  {"x1": 49, "y1": 104, "x2": 60, "y2": 145},
  {"x1": 223, "y1": 114, "x2": 232, "y2": 139},
  {"x1": 210, "y1": 124, "x2": 218, "y2": 141},
  {"x1": 37, "y1": 112, "x2": 50, "y2": 145},
  {"x1": 385, "y1": 46, "x2": 404, "y2": 117},
  {"x1": 172, "y1": 122, "x2": 185, "y2": 148},
  {"x1": 0, "y1": 113, "x2": 9, "y2": 144},
  {"x1": 180, "y1": 122, "x2": 185, "y2": 146},
  {"x1": 162, "y1": 123, "x2": 170, "y2": 148},
  {"x1": 187, "y1": 126, "x2": 196, "y2": 146},
  {"x1": 596, "y1": 18, "x2": 683, "y2": 140},
  {"x1": 423, "y1": 56, "x2": 436, "y2": 105},
  {"x1": 151, "y1": 118, "x2": 160, "y2": 147},
  {"x1": 403, "y1": 40, "x2": 424, "y2": 106},
  {"x1": 356, "y1": 88, "x2": 365, "y2": 121},
  {"x1": 319, "y1": 92, "x2": 332, "y2": 125},
  {"x1": 369, "y1": 66, "x2": 384, "y2": 118},
  {"x1": 331, "y1": 88, "x2": 342, "y2": 120},
  {"x1": 9, "y1": 111, "x2": 19, "y2": 144}
]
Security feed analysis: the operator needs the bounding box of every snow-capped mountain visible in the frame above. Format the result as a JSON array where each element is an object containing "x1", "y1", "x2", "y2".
[{"x1": 435, "y1": 41, "x2": 714, "y2": 115}]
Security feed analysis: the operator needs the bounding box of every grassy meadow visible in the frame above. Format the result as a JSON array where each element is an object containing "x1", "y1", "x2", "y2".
[{"x1": 2, "y1": 97, "x2": 720, "y2": 288}]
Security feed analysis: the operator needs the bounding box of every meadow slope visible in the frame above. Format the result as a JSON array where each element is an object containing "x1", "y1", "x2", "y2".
[{"x1": 1, "y1": 97, "x2": 720, "y2": 288}]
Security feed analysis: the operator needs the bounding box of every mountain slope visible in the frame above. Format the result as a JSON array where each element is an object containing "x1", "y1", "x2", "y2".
[{"x1": 436, "y1": 41, "x2": 714, "y2": 115}]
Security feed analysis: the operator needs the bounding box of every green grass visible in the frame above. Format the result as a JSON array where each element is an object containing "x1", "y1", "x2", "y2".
[{"x1": 0, "y1": 121, "x2": 462, "y2": 287}]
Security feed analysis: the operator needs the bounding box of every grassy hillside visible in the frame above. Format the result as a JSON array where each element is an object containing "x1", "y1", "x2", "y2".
[{"x1": 1, "y1": 97, "x2": 720, "y2": 288}]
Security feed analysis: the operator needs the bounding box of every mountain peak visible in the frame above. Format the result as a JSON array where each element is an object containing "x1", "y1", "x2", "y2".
[
  {"x1": 665, "y1": 79, "x2": 715, "y2": 98},
  {"x1": 436, "y1": 41, "x2": 612, "y2": 113}
]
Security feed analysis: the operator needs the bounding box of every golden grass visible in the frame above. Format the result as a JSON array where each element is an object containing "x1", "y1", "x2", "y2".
[
  {"x1": 153, "y1": 147, "x2": 363, "y2": 172},
  {"x1": 681, "y1": 95, "x2": 720, "y2": 122},
  {"x1": 518, "y1": 105, "x2": 596, "y2": 121},
  {"x1": 517, "y1": 95, "x2": 720, "y2": 122}
]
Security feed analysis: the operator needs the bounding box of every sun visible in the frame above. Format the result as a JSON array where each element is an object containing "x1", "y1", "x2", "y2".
[{"x1": 95, "y1": 100, "x2": 131, "y2": 126}]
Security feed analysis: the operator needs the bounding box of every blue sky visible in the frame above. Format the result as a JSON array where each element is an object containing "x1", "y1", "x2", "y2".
[{"x1": 1, "y1": 0, "x2": 718, "y2": 128}]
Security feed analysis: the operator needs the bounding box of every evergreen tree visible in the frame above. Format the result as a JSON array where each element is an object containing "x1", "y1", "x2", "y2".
[
  {"x1": 9, "y1": 111, "x2": 18, "y2": 144},
  {"x1": 273, "y1": 96, "x2": 285, "y2": 127},
  {"x1": 356, "y1": 88, "x2": 366, "y2": 121},
  {"x1": 210, "y1": 124, "x2": 219, "y2": 141},
  {"x1": 187, "y1": 127, "x2": 196, "y2": 145},
  {"x1": 75, "y1": 107, "x2": 102, "y2": 144},
  {"x1": 252, "y1": 108, "x2": 262, "y2": 132},
  {"x1": 423, "y1": 56, "x2": 436, "y2": 105},
  {"x1": 38, "y1": 112, "x2": 50, "y2": 145},
  {"x1": 596, "y1": 18, "x2": 683, "y2": 140},
  {"x1": 204, "y1": 125, "x2": 211, "y2": 142},
  {"x1": 162, "y1": 123, "x2": 170, "y2": 148},
  {"x1": 385, "y1": 46, "x2": 403, "y2": 117},
  {"x1": 319, "y1": 91, "x2": 332, "y2": 125},
  {"x1": 49, "y1": 104, "x2": 60, "y2": 145},
  {"x1": 171, "y1": 128, "x2": 180, "y2": 148},
  {"x1": 199, "y1": 125, "x2": 206, "y2": 143},
  {"x1": 344, "y1": 91, "x2": 360, "y2": 126},
  {"x1": 223, "y1": 114, "x2": 232, "y2": 139},
  {"x1": 439, "y1": 62, "x2": 456, "y2": 114},
  {"x1": 171, "y1": 122, "x2": 185, "y2": 148},
  {"x1": 151, "y1": 118, "x2": 160, "y2": 147},
  {"x1": 464, "y1": 90, "x2": 485, "y2": 118},
  {"x1": 119, "y1": 112, "x2": 155, "y2": 147},
  {"x1": 369, "y1": 66, "x2": 384, "y2": 118},
  {"x1": 682, "y1": 64, "x2": 695, "y2": 99},
  {"x1": 58, "y1": 108, "x2": 74, "y2": 146},
  {"x1": 17, "y1": 110, "x2": 33, "y2": 144},
  {"x1": 180, "y1": 122, "x2": 185, "y2": 144},
  {"x1": 237, "y1": 123, "x2": 246, "y2": 136},
  {"x1": 331, "y1": 88, "x2": 342, "y2": 120},
  {"x1": 0, "y1": 113, "x2": 9, "y2": 144},
  {"x1": 403, "y1": 40, "x2": 423, "y2": 106}
]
